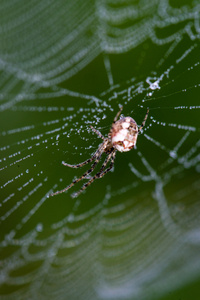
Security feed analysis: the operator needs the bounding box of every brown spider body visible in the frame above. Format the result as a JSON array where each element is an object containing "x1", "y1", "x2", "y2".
[
  {"x1": 111, "y1": 117, "x2": 138, "y2": 152},
  {"x1": 50, "y1": 107, "x2": 149, "y2": 198}
]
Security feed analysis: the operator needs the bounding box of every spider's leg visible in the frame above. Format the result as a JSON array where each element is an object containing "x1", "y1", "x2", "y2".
[
  {"x1": 50, "y1": 149, "x2": 104, "y2": 197},
  {"x1": 71, "y1": 150, "x2": 116, "y2": 198},
  {"x1": 113, "y1": 106, "x2": 123, "y2": 123},
  {"x1": 62, "y1": 143, "x2": 104, "y2": 168},
  {"x1": 98, "y1": 151, "x2": 116, "y2": 179},
  {"x1": 90, "y1": 125, "x2": 105, "y2": 140},
  {"x1": 138, "y1": 108, "x2": 149, "y2": 133}
]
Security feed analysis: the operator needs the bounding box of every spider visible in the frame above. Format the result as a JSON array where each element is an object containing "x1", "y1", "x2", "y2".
[{"x1": 50, "y1": 106, "x2": 149, "y2": 198}]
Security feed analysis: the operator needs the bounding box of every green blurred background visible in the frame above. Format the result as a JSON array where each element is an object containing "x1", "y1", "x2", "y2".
[{"x1": 0, "y1": 0, "x2": 200, "y2": 299}]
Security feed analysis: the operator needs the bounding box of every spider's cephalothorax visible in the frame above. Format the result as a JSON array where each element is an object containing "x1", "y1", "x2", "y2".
[{"x1": 50, "y1": 107, "x2": 149, "y2": 198}]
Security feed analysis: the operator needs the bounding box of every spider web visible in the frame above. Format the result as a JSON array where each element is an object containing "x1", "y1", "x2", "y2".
[{"x1": 1, "y1": 0, "x2": 200, "y2": 299}]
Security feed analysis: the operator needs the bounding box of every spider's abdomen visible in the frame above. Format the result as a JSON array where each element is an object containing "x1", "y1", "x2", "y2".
[{"x1": 111, "y1": 117, "x2": 138, "y2": 152}]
